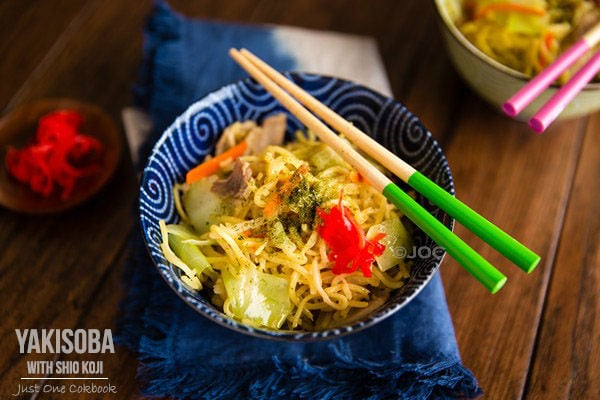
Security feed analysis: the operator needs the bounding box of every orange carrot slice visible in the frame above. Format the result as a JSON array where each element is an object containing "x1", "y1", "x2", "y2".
[
  {"x1": 543, "y1": 31, "x2": 554, "y2": 50},
  {"x1": 263, "y1": 195, "x2": 281, "y2": 218},
  {"x1": 475, "y1": 3, "x2": 546, "y2": 19},
  {"x1": 185, "y1": 141, "x2": 248, "y2": 184},
  {"x1": 348, "y1": 170, "x2": 363, "y2": 183}
]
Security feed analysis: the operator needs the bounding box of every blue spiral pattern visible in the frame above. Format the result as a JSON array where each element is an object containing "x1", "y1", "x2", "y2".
[{"x1": 140, "y1": 73, "x2": 454, "y2": 341}]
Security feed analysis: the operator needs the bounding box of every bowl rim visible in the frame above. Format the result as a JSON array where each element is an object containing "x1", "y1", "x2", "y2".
[
  {"x1": 139, "y1": 72, "x2": 454, "y2": 341},
  {"x1": 432, "y1": 0, "x2": 600, "y2": 90}
]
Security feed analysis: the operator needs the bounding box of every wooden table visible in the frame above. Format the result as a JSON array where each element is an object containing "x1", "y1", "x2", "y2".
[{"x1": 1, "y1": 1, "x2": 598, "y2": 399}]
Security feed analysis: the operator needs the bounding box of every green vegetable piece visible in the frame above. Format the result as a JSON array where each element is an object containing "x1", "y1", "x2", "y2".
[
  {"x1": 309, "y1": 145, "x2": 345, "y2": 172},
  {"x1": 367, "y1": 217, "x2": 411, "y2": 271},
  {"x1": 222, "y1": 267, "x2": 292, "y2": 329},
  {"x1": 167, "y1": 224, "x2": 213, "y2": 276},
  {"x1": 183, "y1": 176, "x2": 229, "y2": 234},
  {"x1": 268, "y1": 220, "x2": 297, "y2": 254},
  {"x1": 506, "y1": 13, "x2": 544, "y2": 35}
]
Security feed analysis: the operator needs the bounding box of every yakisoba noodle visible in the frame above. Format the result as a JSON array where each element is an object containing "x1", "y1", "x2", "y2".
[
  {"x1": 458, "y1": 0, "x2": 599, "y2": 81},
  {"x1": 160, "y1": 116, "x2": 411, "y2": 331}
]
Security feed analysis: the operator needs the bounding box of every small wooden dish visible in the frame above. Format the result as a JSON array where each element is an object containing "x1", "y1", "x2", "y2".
[{"x1": 0, "y1": 98, "x2": 122, "y2": 214}]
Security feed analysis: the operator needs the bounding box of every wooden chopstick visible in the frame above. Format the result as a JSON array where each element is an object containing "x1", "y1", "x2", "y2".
[
  {"x1": 503, "y1": 21, "x2": 600, "y2": 119},
  {"x1": 230, "y1": 48, "x2": 508, "y2": 293},
  {"x1": 237, "y1": 48, "x2": 540, "y2": 274}
]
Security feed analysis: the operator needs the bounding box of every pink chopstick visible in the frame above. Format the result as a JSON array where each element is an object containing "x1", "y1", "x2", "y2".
[
  {"x1": 529, "y1": 50, "x2": 600, "y2": 133},
  {"x1": 503, "y1": 22, "x2": 600, "y2": 118}
]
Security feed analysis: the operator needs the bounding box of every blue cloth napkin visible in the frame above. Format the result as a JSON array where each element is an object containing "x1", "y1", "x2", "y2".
[{"x1": 118, "y1": 2, "x2": 482, "y2": 399}]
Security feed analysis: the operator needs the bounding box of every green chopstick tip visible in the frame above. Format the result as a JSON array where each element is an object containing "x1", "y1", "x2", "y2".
[
  {"x1": 524, "y1": 254, "x2": 541, "y2": 274},
  {"x1": 490, "y1": 276, "x2": 508, "y2": 294},
  {"x1": 408, "y1": 172, "x2": 542, "y2": 276}
]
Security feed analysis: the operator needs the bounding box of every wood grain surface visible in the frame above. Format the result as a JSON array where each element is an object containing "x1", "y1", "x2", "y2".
[{"x1": 1, "y1": 1, "x2": 597, "y2": 399}]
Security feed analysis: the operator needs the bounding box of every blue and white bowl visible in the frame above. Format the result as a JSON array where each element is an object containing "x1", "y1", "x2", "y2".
[{"x1": 140, "y1": 73, "x2": 454, "y2": 341}]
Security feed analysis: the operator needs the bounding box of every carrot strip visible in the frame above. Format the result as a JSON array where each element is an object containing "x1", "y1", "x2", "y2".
[
  {"x1": 475, "y1": 3, "x2": 546, "y2": 19},
  {"x1": 263, "y1": 195, "x2": 281, "y2": 218},
  {"x1": 185, "y1": 141, "x2": 247, "y2": 184},
  {"x1": 348, "y1": 170, "x2": 363, "y2": 183},
  {"x1": 544, "y1": 31, "x2": 554, "y2": 50},
  {"x1": 278, "y1": 163, "x2": 308, "y2": 196},
  {"x1": 538, "y1": 31, "x2": 555, "y2": 68}
]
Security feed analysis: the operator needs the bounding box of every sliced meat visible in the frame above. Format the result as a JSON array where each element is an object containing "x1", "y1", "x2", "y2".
[
  {"x1": 211, "y1": 159, "x2": 252, "y2": 198},
  {"x1": 246, "y1": 113, "x2": 287, "y2": 154}
]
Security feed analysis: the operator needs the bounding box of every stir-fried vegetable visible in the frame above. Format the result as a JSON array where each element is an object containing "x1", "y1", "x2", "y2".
[
  {"x1": 166, "y1": 224, "x2": 214, "y2": 276},
  {"x1": 186, "y1": 140, "x2": 248, "y2": 184},
  {"x1": 222, "y1": 267, "x2": 292, "y2": 329},
  {"x1": 459, "y1": 0, "x2": 600, "y2": 80},
  {"x1": 367, "y1": 217, "x2": 412, "y2": 272},
  {"x1": 158, "y1": 116, "x2": 412, "y2": 331},
  {"x1": 183, "y1": 176, "x2": 230, "y2": 234},
  {"x1": 309, "y1": 145, "x2": 345, "y2": 171}
]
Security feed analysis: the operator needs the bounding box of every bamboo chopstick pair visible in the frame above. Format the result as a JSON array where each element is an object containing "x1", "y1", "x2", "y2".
[{"x1": 229, "y1": 48, "x2": 540, "y2": 293}]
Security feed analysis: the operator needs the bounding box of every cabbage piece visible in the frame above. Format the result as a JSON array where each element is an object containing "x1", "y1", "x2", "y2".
[
  {"x1": 222, "y1": 267, "x2": 292, "y2": 329},
  {"x1": 268, "y1": 220, "x2": 297, "y2": 255},
  {"x1": 309, "y1": 145, "x2": 345, "y2": 172},
  {"x1": 166, "y1": 223, "x2": 214, "y2": 276},
  {"x1": 159, "y1": 220, "x2": 199, "y2": 289},
  {"x1": 183, "y1": 176, "x2": 229, "y2": 234},
  {"x1": 506, "y1": 13, "x2": 545, "y2": 35},
  {"x1": 366, "y1": 217, "x2": 411, "y2": 271}
]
